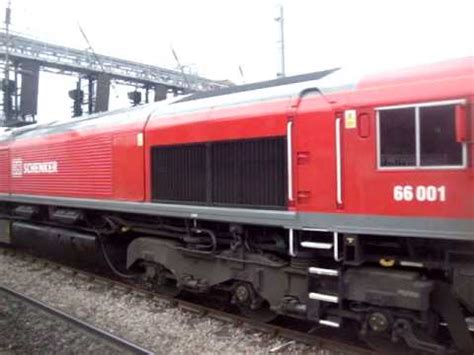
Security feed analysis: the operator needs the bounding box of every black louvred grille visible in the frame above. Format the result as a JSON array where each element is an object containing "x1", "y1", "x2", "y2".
[
  {"x1": 151, "y1": 136, "x2": 287, "y2": 209},
  {"x1": 151, "y1": 143, "x2": 207, "y2": 203},
  {"x1": 211, "y1": 138, "x2": 287, "y2": 208}
]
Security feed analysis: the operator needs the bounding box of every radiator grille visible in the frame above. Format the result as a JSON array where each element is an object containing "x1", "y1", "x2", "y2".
[
  {"x1": 211, "y1": 138, "x2": 287, "y2": 208},
  {"x1": 151, "y1": 144, "x2": 207, "y2": 203},
  {"x1": 151, "y1": 137, "x2": 287, "y2": 209}
]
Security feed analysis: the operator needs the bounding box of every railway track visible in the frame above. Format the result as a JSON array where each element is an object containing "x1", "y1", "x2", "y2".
[
  {"x1": 0, "y1": 283, "x2": 154, "y2": 354},
  {"x1": 0, "y1": 246, "x2": 374, "y2": 354}
]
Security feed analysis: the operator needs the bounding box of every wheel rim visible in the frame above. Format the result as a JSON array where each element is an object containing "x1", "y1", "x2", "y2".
[
  {"x1": 144, "y1": 263, "x2": 180, "y2": 297},
  {"x1": 238, "y1": 302, "x2": 278, "y2": 323}
]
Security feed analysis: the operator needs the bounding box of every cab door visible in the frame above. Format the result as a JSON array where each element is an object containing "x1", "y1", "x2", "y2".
[{"x1": 292, "y1": 93, "x2": 338, "y2": 213}]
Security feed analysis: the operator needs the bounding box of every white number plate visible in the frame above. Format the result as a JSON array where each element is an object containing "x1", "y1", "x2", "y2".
[{"x1": 393, "y1": 185, "x2": 446, "y2": 202}]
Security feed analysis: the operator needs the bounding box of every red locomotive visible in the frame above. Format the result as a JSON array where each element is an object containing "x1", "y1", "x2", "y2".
[{"x1": 1, "y1": 57, "x2": 473, "y2": 353}]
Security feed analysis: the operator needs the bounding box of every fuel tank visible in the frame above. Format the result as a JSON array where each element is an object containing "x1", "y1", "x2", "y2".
[{"x1": 7, "y1": 221, "x2": 123, "y2": 270}]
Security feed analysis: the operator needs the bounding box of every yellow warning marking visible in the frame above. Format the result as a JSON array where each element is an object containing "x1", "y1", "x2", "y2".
[{"x1": 344, "y1": 110, "x2": 357, "y2": 129}]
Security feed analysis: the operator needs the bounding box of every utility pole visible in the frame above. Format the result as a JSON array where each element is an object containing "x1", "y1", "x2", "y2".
[
  {"x1": 275, "y1": 4, "x2": 285, "y2": 78},
  {"x1": 238, "y1": 65, "x2": 245, "y2": 84},
  {"x1": 170, "y1": 46, "x2": 191, "y2": 91},
  {"x1": 3, "y1": 0, "x2": 12, "y2": 120}
]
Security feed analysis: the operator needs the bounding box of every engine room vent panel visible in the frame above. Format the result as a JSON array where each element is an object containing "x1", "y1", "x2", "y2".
[
  {"x1": 211, "y1": 137, "x2": 287, "y2": 208},
  {"x1": 151, "y1": 136, "x2": 287, "y2": 209},
  {"x1": 151, "y1": 144, "x2": 207, "y2": 203}
]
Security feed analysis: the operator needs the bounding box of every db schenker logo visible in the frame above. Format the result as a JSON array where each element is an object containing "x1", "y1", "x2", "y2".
[{"x1": 11, "y1": 158, "x2": 59, "y2": 177}]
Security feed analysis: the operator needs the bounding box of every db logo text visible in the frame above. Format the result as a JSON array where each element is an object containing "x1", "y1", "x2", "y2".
[{"x1": 11, "y1": 159, "x2": 59, "y2": 177}]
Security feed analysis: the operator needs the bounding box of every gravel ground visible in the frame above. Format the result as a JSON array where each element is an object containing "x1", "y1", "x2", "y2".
[
  {"x1": 0, "y1": 251, "x2": 345, "y2": 355},
  {"x1": 0, "y1": 288, "x2": 133, "y2": 354}
]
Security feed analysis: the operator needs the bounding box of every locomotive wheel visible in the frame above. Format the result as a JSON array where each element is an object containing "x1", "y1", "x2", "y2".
[
  {"x1": 144, "y1": 263, "x2": 180, "y2": 297},
  {"x1": 362, "y1": 334, "x2": 417, "y2": 355},
  {"x1": 361, "y1": 318, "x2": 446, "y2": 355},
  {"x1": 238, "y1": 303, "x2": 278, "y2": 323},
  {"x1": 233, "y1": 282, "x2": 277, "y2": 323}
]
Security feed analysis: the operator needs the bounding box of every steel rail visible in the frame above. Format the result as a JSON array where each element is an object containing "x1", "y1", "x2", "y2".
[{"x1": 0, "y1": 282, "x2": 154, "y2": 355}]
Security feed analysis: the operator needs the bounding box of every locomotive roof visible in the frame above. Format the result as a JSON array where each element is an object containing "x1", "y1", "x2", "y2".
[
  {"x1": 175, "y1": 68, "x2": 339, "y2": 103},
  {"x1": 150, "y1": 68, "x2": 361, "y2": 117},
  {"x1": 5, "y1": 68, "x2": 358, "y2": 140},
  {"x1": 3, "y1": 56, "x2": 471, "y2": 141},
  {"x1": 2, "y1": 103, "x2": 156, "y2": 140}
]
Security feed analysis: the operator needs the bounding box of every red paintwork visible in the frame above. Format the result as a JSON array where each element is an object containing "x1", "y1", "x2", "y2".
[
  {"x1": 1, "y1": 57, "x2": 473, "y2": 222},
  {"x1": 7, "y1": 106, "x2": 151, "y2": 201},
  {"x1": 11, "y1": 133, "x2": 114, "y2": 198},
  {"x1": 291, "y1": 57, "x2": 474, "y2": 219},
  {"x1": 0, "y1": 145, "x2": 9, "y2": 193}
]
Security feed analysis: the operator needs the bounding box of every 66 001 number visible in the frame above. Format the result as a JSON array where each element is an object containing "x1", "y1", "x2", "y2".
[{"x1": 393, "y1": 185, "x2": 446, "y2": 202}]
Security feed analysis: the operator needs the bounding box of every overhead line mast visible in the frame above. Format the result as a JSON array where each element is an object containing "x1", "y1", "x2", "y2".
[
  {"x1": 275, "y1": 4, "x2": 285, "y2": 78},
  {"x1": 3, "y1": 0, "x2": 12, "y2": 120}
]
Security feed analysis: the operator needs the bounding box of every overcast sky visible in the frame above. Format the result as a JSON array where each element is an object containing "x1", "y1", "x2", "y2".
[{"x1": 1, "y1": 0, "x2": 473, "y2": 122}]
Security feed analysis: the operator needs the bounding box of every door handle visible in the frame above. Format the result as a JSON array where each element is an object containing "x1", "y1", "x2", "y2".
[{"x1": 335, "y1": 118, "x2": 343, "y2": 207}]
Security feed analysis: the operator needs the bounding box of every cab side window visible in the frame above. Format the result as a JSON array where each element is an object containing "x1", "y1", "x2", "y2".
[
  {"x1": 379, "y1": 108, "x2": 416, "y2": 167},
  {"x1": 419, "y1": 105, "x2": 463, "y2": 166},
  {"x1": 378, "y1": 103, "x2": 465, "y2": 169}
]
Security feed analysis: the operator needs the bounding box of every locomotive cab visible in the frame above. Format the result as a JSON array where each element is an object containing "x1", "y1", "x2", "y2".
[{"x1": 290, "y1": 59, "x2": 474, "y2": 352}]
